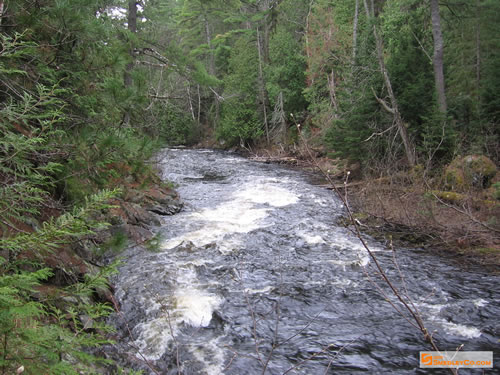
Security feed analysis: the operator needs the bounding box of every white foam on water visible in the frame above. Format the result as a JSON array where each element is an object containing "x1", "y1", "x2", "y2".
[
  {"x1": 439, "y1": 321, "x2": 482, "y2": 338},
  {"x1": 313, "y1": 197, "x2": 330, "y2": 207},
  {"x1": 133, "y1": 318, "x2": 174, "y2": 360},
  {"x1": 235, "y1": 180, "x2": 299, "y2": 207},
  {"x1": 416, "y1": 301, "x2": 482, "y2": 339},
  {"x1": 163, "y1": 180, "x2": 299, "y2": 251},
  {"x1": 174, "y1": 289, "x2": 221, "y2": 327},
  {"x1": 473, "y1": 298, "x2": 488, "y2": 308},
  {"x1": 191, "y1": 337, "x2": 226, "y2": 375},
  {"x1": 131, "y1": 266, "x2": 222, "y2": 361},
  {"x1": 299, "y1": 231, "x2": 325, "y2": 244},
  {"x1": 163, "y1": 202, "x2": 269, "y2": 250},
  {"x1": 244, "y1": 285, "x2": 274, "y2": 294}
]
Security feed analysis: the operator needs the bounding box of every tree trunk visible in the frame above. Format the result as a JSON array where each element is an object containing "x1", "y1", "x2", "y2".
[
  {"x1": 187, "y1": 83, "x2": 195, "y2": 121},
  {"x1": 327, "y1": 70, "x2": 339, "y2": 116},
  {"x1": 258, "y1": 0, "x2": 271, "y2": 64},
  {"x1": 123, "y1": 0, "x2": 137, "y2": 126},
  {"x1": 257, "y1": 26, "x2": 270, "y2": 145},
  {"x1": 305, "y1": 0, "x2": 315, "y2": 85},
  {"x1": 203, "y1": 13, "x2": 220, "y2": 127},
  {"x1": 124, "y1": 0, "x2": 137, "y2": 89},
  {"x1": 0, "y1": 1, "x2": 5, "y2": 27},
  {"x1": 204, "y1": 15, "x2": 215, "y2": 76},
  {"x1": 430, "y1": 0, "x2": 447, "y2": 114},
  {"x1": 197, "y1": 84, "x2": 201, "y2": 124},
  {"x1": 363, "y1": 0, "x2": 416, "y2": 167},
  {"x1": 475, "y1": 0, "x2": 481, "y2": 104}
]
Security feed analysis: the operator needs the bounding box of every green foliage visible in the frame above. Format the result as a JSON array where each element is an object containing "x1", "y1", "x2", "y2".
[
  {"x1": 152, "y1": 102, "x2": 200, "y2": 146},
  {"x1": 218, "y1": 35, "x2": 264, "y2": 145},
  {"x1": 99, "y1": 231, "x2": 129, "y2": 255},
  {"x1": 0, "y1": 38, "x2": 69, "y2": 227},
  {"x1": 0, "y1": 10, "x2": 146, "y2": 372},
  {"x1": 59, "y1": 127, "x2": 159, "y2": 203},
  {"x1": 0, "y1": 192, "x2": 120, "y2": 374},
  {"x1": 1, "y1": 189, "x2": 120, "y2": 258},
  {"x1": 266, "y1": 25, "x2": 308, "y2": 114},
  {"x1": 325, "y1": 89, "x2": 384, "y2": 162},
  {"x1": 218, "y1": 102, "x2": 264, "y2": 145}
]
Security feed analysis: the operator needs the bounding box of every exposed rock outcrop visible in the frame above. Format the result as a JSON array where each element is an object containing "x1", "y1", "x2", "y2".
[{"x1": 108, "y1": 185, "x2": 183, "y2": 243}]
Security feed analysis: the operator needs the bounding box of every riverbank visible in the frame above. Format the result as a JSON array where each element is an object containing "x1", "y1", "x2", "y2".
[{"x1": 239, "y1": 145, "x2": 500, "y2": 270}]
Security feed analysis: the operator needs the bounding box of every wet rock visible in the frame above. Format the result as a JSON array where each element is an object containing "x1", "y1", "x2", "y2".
[
  {"x1": 123, "y1": 186, "x2": 183, "y2": 217},
  {"x1": 79, "y1": 314, "x2": 94, "y2": 330},
  {"x1": 142, "y1": 187, "x2": 183, "y2": 216},
  {"x1": 126, "y1": 224, "x2": 154, "y2": 243}
]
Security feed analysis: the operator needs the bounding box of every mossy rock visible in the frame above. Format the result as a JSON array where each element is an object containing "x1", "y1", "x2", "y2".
[
  {"x1": 431, "y1": 190, "x2": 466, "y2": 205},
  {"x1": 445, "y1": 155, "x2": 497, "y2": 191}
]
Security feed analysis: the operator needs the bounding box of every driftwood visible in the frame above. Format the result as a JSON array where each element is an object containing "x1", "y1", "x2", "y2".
[
  {"x1": 249, "y1": 156, "x2": 303, "y2": 165},
  {"x1": 315, "y1": 181, "x2": 365, "y2": 190}
]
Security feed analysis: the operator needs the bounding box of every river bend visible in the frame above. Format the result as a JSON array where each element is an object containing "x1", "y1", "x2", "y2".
[{"x1": 110, "y1": 149, "x2": 499, "y2": 374}]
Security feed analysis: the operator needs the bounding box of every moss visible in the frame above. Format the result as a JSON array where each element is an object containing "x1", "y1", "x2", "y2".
[
  {"x1": 492, "y1": 182, "x2": 500, "y2": 200},
  {"x1": 352, "y1": 212, "x2": 370, "y2": 221},
  {"x1": 444, "y1": 166, "x2": 465, "y2": 190},
  {"x1": 431, "y1": 190, "x2": 465, "y2": 204},
  {"x1": 445, "y1": 155, "x2": 498, "y2": 191},
  {"x1": 476, "y1": 247, "x2": 500, "y2": 255},
  {"x1": 429, "y1": 190, "x2": 499, "y2": 208},
  {"x1": 464, "y1": 155, "x2": 497, "y2": 176}
]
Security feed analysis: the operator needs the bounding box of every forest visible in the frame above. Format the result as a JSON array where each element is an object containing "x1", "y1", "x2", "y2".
[{"x1": 0, "y1": 0, "x2": 499, "y2": 373}]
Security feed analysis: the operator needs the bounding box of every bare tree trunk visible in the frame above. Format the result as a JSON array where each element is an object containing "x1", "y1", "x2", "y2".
[
  {"x1": 197, "y1": 84, "x2": 201, "y2": 124},
  {"x1": 430, "y1": 0, "x2": 447, "y2": 114},
  {"x1": 187, "y1": 83, "x2": 195, "y2": 121},
  {"x1": 327, "y1": 70, "x2": 339, "y2": 117},
  {"x1": 256, "y1": 26, "x2": 270, "y2": 144},
  {"x1": 363, "y1": 0, "x2": 416, "y2": 167},
  {"x1": 0, "y1": 1, "x2": 4, "y2": 27}
]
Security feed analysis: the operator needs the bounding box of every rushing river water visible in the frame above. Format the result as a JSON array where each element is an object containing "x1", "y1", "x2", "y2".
[{"x1": 110, "y1": 149, "x2": 499, "y2": 374}]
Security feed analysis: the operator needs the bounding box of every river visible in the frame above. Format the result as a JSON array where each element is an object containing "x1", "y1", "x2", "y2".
[{"x1": 109, "y1": 149, "x2": 499, "y2": 374}]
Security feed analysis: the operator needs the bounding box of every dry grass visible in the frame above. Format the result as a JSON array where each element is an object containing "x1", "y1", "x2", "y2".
[{"x1": 349, "y1": 176, "x2": 500, "y2": 268}]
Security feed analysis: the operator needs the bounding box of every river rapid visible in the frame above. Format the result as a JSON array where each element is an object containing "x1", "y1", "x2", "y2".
[{"x1": 109, "y1": 149, "x2": 499, "y2": 374}]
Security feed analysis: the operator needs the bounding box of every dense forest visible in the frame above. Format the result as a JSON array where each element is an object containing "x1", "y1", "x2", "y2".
[{"x1": 0, "y1": 0, "x2": 499, "y2": 373}]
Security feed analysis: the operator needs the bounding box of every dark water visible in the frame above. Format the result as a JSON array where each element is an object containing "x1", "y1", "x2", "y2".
[{"x1": 109, "y1": 149, "x2": 500, "y2": 374}]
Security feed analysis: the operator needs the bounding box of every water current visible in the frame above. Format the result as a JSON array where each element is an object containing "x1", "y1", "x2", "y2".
[{"x1": 110, "y1": 149, "x2": 499, "y2": 374}]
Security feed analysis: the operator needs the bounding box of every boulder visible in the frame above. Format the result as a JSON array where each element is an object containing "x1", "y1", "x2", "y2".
[
  {"x1": 445, "y1": 155, "x2": 497, "y2": 191},
  {"x1": 123, "y1": 186, "x2": 183, "y2": 216}
]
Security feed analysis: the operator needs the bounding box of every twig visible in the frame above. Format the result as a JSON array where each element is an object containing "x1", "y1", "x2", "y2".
[
  {"x1": 427, "y1": 188, "x2": 500, "y2": 235},
  {"x1": 295, "y1": 123, "x2": 458, "y2": 375}
]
